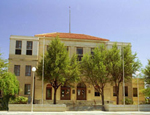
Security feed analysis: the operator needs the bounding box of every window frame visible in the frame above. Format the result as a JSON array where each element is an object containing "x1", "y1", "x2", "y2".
[
  {"x1": 113, "y1": 86, "x2": 117, "y2": 96},
  {"x1": 95, "y1": 92, "x2": 100, "y2": 96},
  {"x1": 46, "y1": 84, "x2": 52, "y2": 100},
  {"x1": 133, "y1": 88, "x2": 138, "y2": 97},
  {"x1": 47, "y1": 45, "x2": 49, "y2": 51},
  {"x1": 24, "y1": 84, "x2": 31, "y2": 95},
  {"x1": 15, "y1": 41, "x2": 22, "y2": 55},
  {"x1": 26, "y1": 41, "x2": 33, "y2": 55},
  {"x1": 76, "y1": 47, "x2": 83, "y2": 61},
  {"x1": 14, "y1": 65, "x2": 20, "y2": 76},
  {"x1": 125, "y1": 86, "x2": 128, "y2": 97},
  {"x1": 91, "y1": 48, "x2": 95, "y2": 55},
  {"x1": 25, "y1": 65, "x2": 31, "y2": 76}
]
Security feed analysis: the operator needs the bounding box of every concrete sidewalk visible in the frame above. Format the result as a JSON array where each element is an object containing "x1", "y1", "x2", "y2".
[{"x1": 0, "y1": 111, "x2": 150, "y2": 115}]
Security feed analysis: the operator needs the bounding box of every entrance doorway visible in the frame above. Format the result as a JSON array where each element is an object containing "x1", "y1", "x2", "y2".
[
  {"x1": 46, "y1": 84, "x2": 52, "y2": 100},
  {"x1": 77, "y1": 82, "x2": 86, "y2": 100}
]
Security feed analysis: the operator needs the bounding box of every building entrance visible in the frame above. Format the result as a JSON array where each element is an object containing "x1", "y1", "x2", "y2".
[{"x1": 77, "y1": 82, "x2": 86, "y2": 100}]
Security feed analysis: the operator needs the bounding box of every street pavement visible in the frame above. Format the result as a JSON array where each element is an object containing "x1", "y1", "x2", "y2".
[{"x1": 0, "y1": 111, "x2": 150, "y2": 115}]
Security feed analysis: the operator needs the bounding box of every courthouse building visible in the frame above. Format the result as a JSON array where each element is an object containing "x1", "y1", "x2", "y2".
[{"x1": 8, "y1": 32, "x2": 144, "y2": 104}]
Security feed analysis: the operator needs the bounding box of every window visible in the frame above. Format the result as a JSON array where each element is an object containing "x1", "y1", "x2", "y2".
[
  {"x1": 61, "y1": 86, "x2": 71, "y2": 100},
  {"x1": 91, "y1": 48, "x2": 94, "y2": 55},
  {"x1": 95, "y1": 92, "x2": 100, "y2": 96},
  {"x1": 113, "y1": 86, "x2": 117, "y2": 96},
  {"x1": 133, "y1": 88, "x2": 137, "y2": 97},
  {"x1": 24, "y1": 84, "x2": 31, "y2": 95},
  {"x1": 94, "y1": 85, "x2": 100, "y2": 96},
  {"x1": 72, "y1": 90, "x2": 75, "y2": 94},
  {"x1": 26, "y1": 41, "x2": 32, "y2": 55},
  {"x1": 76, "y1": 47, "x2": 83, "y2": 61},
  {"x1": 66, "y1": 46, "x2": 69, "y2": 52},
  {"x1": 125, "y1": 86, "x2": 128, "y2": 96},
  {"x1": 46, "y1": 84, "x2": 52, "y2": 100},
  {"x1": 47, "y1": 45, "x2": 49, "y2": 51},
  {"x1": 14, "y1": 65, "x2": 20, "y2": 76},
  {"x1": 15, "y1": 41, "x2": 22, "y2": 55},
  {"x1": 25, "y1": 65, "x2": 31, "y2": 76}
]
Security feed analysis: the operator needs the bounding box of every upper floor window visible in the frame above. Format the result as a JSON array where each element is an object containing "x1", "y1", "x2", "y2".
[
  {"x1": 76, "y1": 47, "x2": 83, "y2": 61},
  {"x1": 24, "y1": 84, "x2": 31, "y2": 95},
  {"x1": 26, "y1": 41, "x2": 32, "y2": 55},
  {"x1": 25, "y1": 65, "x2": 31, "y2": 76},
  {"x1": 15, "y1": 41, "x2": 22, "y2": 55},
  {"x1": 47, "y1": 45, "x2": 50, "y2": 51},
  {"x1": 91, "y1": 48, "x2": 94, "y2": 56},
  {"x1": 66, "y1": 46, "x2": 69, "y2": 52},
  {"x1": 14, "y1": 65, "x2": 20, "y2": 76}
]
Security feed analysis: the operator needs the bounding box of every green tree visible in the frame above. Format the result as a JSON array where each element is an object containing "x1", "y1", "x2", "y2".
[
  {"x1": 81, "y1": 44, "x2": 110, "y2": 106},
  {"x1": 142, "y1": 59, "x2": 150, "y2": 101},
  {"x1": 0, "y1": 53, "x2": 7, "y2": 74},
  {"x1": 0, "y1": 53, "x2": 19, "y2": 110},
  {"x1": 36, "y1": 37, "x2": 80, "y2": 104},
  {"x1": 143, "y1": 59, "x2": 150, "y2": 84},
  {"x1": 142, "y1": 88, "x2": 150, "y2": 98},
  {"x1": 108, "y1": 43, "x2": 141, "y2": 104}
]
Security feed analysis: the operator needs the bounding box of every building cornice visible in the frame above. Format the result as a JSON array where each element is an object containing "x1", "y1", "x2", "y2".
[{"x1": 10, "y1": 35, "x2": 39, "y2": 41}]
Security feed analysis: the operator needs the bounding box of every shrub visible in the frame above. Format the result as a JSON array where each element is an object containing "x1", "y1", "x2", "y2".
[
  {"x1": 125, "y1": 98, "x2": 133, "y2": 105},
  {"x1": 9, "y1": 96, "x2": 28, "y2": 104}
]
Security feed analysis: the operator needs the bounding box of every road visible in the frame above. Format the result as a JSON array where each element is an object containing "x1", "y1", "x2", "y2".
[{"x1": 0, "y1": 111, "x2": 150, "y2": 115}]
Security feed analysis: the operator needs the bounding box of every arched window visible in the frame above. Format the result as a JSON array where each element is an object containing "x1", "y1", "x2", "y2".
[
  {"x1": 77, "y1": 82, "x2": 86, "y2": 100},
  {"x1": 46, "y1": 84, "x2": 52, "y2": 100},
  {"x1": 61, "y1": 86, "x2": 71, "y2": 100}
]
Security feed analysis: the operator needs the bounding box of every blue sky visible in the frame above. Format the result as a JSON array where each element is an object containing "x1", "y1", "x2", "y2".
[{"x1": 0, "y1": 0, "x2": 150, "y2": 68}]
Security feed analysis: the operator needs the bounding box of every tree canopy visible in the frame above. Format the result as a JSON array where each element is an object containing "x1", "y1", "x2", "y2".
[
  {"x1": 108, "y1": 43, "x2": 141, "y2": 104},
  {"x1": 143, "y1": 59, "x2": 150, "y2": 84},
  {"x1": 36, "y1": 37, "x2": 80, "y2": 104},
  {"x1": 0, "y1": 53, "x2": 19, "y2": 97},
  {"x1": 81, "y1": 44, "x2": 110, "y2": 105},
  {"x1": 0, "y1": 72, "x2": 19, "y2": 96},
  {"x1": 0, "y1": 52, "x2": 19, "y2": 110},
  {"x1": 0, "y1": 53, "x2": 7, "y2": 74},
  {"x1": 142, "y1": 59, "x2": 150, "y2": 100}
]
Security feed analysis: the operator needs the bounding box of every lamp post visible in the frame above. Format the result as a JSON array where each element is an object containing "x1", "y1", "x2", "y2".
[
  {"x1": 135, "y1": 71, "x2": 140, "y2": 111},
  {"x1": 122, "y1": 43, "x2": 125, "y2": 106},
  {"x1": 31, "y1": 67, "x2": 36, "y2": 112}
]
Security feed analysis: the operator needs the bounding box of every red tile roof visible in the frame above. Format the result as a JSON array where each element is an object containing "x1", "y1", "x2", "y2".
[{"x1": 35, "y1": 32, "x2": 109, "y2": 41}]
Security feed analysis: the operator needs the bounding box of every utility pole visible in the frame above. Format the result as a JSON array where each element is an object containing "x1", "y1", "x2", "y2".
[{"x1": 42, "y1": 39, "x2": 45, "y2": 104}]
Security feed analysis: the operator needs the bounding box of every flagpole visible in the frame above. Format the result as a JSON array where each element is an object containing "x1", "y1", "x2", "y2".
[
  {"x1": 69, "y1": 6, "x2": 71, "y2": 33},
  {"x1": 122, "y1": 43, "x2": 125, "y2": 106}
]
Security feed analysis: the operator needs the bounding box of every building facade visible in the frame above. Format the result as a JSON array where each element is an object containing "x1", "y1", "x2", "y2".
[{"x1": 8, "y1": 32, "x2": 144, "y2": 105}]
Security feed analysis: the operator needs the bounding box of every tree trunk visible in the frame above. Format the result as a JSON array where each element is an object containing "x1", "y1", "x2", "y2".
[
  {"x1": 116, "y1": 84, "x2": 120, "y2": 105},
  {"x1": 53, "y1": 88, "x2": 57, "y2": 104},
  {"x1": 101, "y1": 88, "x2": 104, "y2": 106}
]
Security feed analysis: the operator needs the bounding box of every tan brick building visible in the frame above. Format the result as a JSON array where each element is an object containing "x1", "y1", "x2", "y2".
[{"x1": 8, "y1": 32, "x2": 145, "y2": 105}]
